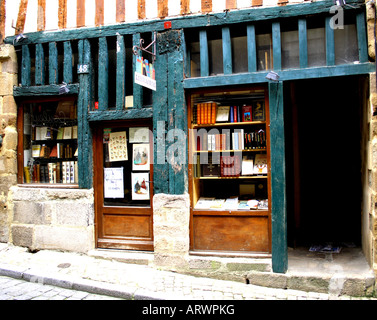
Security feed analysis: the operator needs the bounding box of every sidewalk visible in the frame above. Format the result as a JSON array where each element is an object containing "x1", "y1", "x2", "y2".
[{"x1": 0, "y1": 243, "x2": 375, "y2": 300}]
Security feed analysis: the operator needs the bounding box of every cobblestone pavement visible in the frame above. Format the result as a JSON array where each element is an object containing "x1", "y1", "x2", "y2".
[
  {"x1": 0, "y1": 244, "x2": 376, "y2": 301},
  {"x1": 0, "y1": 275, "x2": 123, "y2": 300}
]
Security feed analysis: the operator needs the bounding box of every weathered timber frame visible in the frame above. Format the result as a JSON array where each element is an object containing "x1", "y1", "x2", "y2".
[{"x1": 7, "y1": 0, "x2": 375, "y2": 273}]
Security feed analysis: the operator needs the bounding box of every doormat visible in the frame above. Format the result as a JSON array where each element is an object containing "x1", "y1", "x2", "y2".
[{"x1": 309, "y1": 244, "x2": 342, "y2": 254}]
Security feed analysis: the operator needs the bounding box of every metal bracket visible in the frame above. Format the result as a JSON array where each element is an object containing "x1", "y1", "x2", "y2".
[{"x1": 132, "y1": 32, "x2": 157, "y2": 62}]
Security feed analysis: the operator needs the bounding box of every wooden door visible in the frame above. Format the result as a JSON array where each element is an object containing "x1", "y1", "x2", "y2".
[{"x1": 94, "y1": 120, "x2": 154, "y2": 251}]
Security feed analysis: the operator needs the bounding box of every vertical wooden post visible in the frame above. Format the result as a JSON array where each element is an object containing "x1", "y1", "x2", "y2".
[
  {"x1": 63, "y1": 41, "x2": 73, "y2": 84},
  {"x1": 35, "y1": 43, "x2": 45, "y2": 85},
  {"x1": 269, "y1": 81, "x2": 288, "y2": 274},
  {"x1": 356, "y1": 11, "x2": 368, "y2": 63},
  {"x1": 133, "y1": 33, "x2": 143, "y2": 108},
  {"x1": 222, "y1": 27, "x2": 232, "y2": 75},
  {"x1": 272, "y1": 22, "x2": 282, "y2": 70},
  {"x1": 49, "y1": 42, "x2": 59, "y2": 84},
  {"x1": 21, "y1": 45, "x2": 31, "y2": 86},
  {"x1": 199, "y1": 30, "x2": 209, "y2": 77},
  {"x1": 298, "y1": 19, "x2": 308, "y2": 69},
  {"x1": 325, "y1": 16, "x2": 335, "y2": 66},
  {"x1": 247, "y1": 25, "x2": 257, "y2": 73},
  {"x1": 77, "y1": 39, "x2": 93, "y2": 189},
  {"x1": 116, "y1": 34, "x2": 126, "y2": 110},
  {"x1": 98, "y1": 37, "x2": 108, "y2": 110}
]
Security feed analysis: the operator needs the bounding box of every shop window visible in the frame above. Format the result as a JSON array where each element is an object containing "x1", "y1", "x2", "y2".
[
  {"x1": 18, "y1": 97, "x2": 78, "y2": 185},
  {"x1": 335, "y1": 20, "x2": 359, "y2": 65},
  {"x1": 281, "y1": 21, "x2": 300, "y2": 70},
  {"x1": 307, "y1": 19, "x2": 326, "y2": 67},
  {"x1": 231, "y1": 27, "x2": 248, "y2": 74},
  {"x1": 256, "y1": 33, "x2": 273, "y2": 71}
]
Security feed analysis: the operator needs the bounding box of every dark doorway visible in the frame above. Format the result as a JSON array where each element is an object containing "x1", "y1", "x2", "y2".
[{"x1": 286, "y1": 76, "x2": 363, "y2": 247}]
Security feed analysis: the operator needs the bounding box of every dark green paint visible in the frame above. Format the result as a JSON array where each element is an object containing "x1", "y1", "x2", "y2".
[
  {"x1": 272, "y1": 22, "x2": 281, "y2": 71},
  {"x1": 21, "y1": 45, "x2": 31, "y2": 86},
  {"x1": 325, "y1": 16, "x2": 335, "y2": 66},
  {"x1": 98, "y1": 37, "x2": 109, "y2": 111},
  {"x1": 199, "y1": 30, "x2": 209, "y2": 77},
  {"x1": 35, "y1": 43, "x2": 45, "y2": 85},
  {"x1": 356, "y1": 11, "x2": 368, "y2": 63},
  {"x1": 116, "y1": 34, "x2": 126, "y2": 110},
  {"x1": 247, "y1": 25, "x2": 257, "y2": 73},
  {"x1": 63, "y1": 41, "x2": 73, "y2": 84},
  {"x1": 48, "y1": 42, "x2": 59, "y2": 84},
  {"x1": 269, "y1": 81, "x2": 287, "y2": 274},
  {"x1": 133, "y1": 33, "x2": 143, "y2": 109},
  {"x1": 298, "y1": 19, "x2": 308, "y2": 69},
  {"x1": 13, "y1": 84, "x2": 79, "y2": 97},
  {"x1": 222, "y1": 27, "x2": 232, "y2": 75}
]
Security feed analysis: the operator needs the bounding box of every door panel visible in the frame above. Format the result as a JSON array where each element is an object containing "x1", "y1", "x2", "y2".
[{"x1": 94, "y1": 120, "x2": 154, "y2": 251}]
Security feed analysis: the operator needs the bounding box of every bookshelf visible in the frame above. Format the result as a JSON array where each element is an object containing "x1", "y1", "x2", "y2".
[
  {"x1": 188, "y1": 87, "x2": 271, "y2": 254},
  {"x1": 20, "y1": 98, "x2": 78, "y2": 185}
]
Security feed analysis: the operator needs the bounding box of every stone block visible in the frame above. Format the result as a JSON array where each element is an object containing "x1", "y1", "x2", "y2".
[
  {"x1": 13, "y1": 201, "x2": 51, "y2": 225},
  {"x1": 2, "y1": 126, "x2": 18, "y2": 151},
  {"x1": 0, "y1": 45, "x2": 17, "y2": 62},
  {"x1": 34, "y1": 225, "x2": 95, "y2": 253},
  {"x1": 11, "y1": 225, "x2": 34, "y2": 248},
  {"x1": 0, "y1": 73, "x2": 17, "y2": 96},
  {"x1": 55, "y1": 202, "x2": 94, "y2": 227},
  {"x1": 0, "y1": 206, "x2": 9, "y2": 243},
  {"x1": 1, "y1": 95, "x2": 17, "y2": 114}
]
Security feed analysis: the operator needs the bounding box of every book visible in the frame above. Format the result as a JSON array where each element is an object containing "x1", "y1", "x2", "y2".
[
  {"x1": 254, "y1": 154, "x2": 268, "y2": 174},
  {"x1": 216, "y1": 106, "x2": 230, "y2": 122},
  {"x1": 223, "y1": 197, "x2": 239, "y2": 210},
  {"x1": 63, "y1": 127, "x2": 72, "y2": 139},
  {"x1": 210, "y1": 199, "x2": 225, "y2": 210},
  {"x1": 241, "y1": 155, "x2": 254, "y2": 175},
  {"x1": 211, "y1": 102, "x2": 217, "y2": 124},
  {"x1": 32, "y1": 145, "x2": 41, "y2": 157},
  {"x1": 242, "y1": 105, "x2": 252, "y2": 122},
  {"x1": 202, "y1": 154, "x2": 221, "y2": 177},
  {"x1": 194, "y1": 197, "x2": 216, "y2": 209},
  {"x1": 24, "y1": 167, "x2": 31, "y2": 183},
  {"x1": 72, "y1": 126, "x2": 78, "y2": 139},
  {"x1": 49, "y1": 145, "x2": 58, "y2": 157},
  {"x1": 56, "y1": 127, "x2": 64, "y2": 140},
  {"x1": 253, "y1": 101, "x2": 265, "y2": 121}
]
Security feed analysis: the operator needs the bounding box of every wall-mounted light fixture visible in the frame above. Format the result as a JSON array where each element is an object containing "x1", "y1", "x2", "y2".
[
  {"x1": 266, "y1": 71, "x2": 280, "y2": 81},
  {"x1": 59, "y1": 82, "x2": 70, "y2": 95}
]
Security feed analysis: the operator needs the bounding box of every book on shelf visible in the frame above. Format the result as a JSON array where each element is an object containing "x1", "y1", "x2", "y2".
[
  {"x1": 39, "y1": 145, "x2": 50, "y2": 158},
  {"x1": 202, "y1": 154, "x2": 221, "y2": 177},
  {"x1": 241, "y1": 155, "x2": 254, "y2": 175},
  {"x1": 223, "y1": 197, "x2": 239, "y2": 210},
  {"x1": 216, "y1": 106, "x2": 230, "y2": 122},
  {"x1": 210, "y1": 199, "x2": 226, "y2": 210},
  {"x1": 194, "y1": 197, "x2": 216, "y2": 209},
  {"x1": 56, "y1": 127, "x2": 64, "y2": 140},
  {"x1": 72, "y1": 126, "x2": 78, "y2": 139},
  {"x1": 242, "y1": 105, "x2": 253, "y2": 122},
  {"x1": 32, "y1": 145, "x2": 41, "y2": 157},
  {"x1": 254, "y1": 154, "x2": 268, "y2": 174},
  {"x1": 49, "y1": 145, "x2": 58, "y2": 158},
  {"x1": 220, "y1": 154, "x2": 241, "y2": 177},
  {"x1": 63, "y1": 127, "x2": 72, "y2": 139},
  {"x1": 252, "y1": 101, "x2": 265, "y2": 121},
  {"x1": 196, "y1": 102, "x2": 217, "y2": 124}
]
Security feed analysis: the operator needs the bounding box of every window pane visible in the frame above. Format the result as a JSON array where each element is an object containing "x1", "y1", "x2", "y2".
[
  {"x1": 209, "y1": 38, "x2": 223, "y2": 76},
  {"x1": 281, "y1": 30, "x2": 299, "y2": 69},
  {"x1": 232, "y1": 36, "x2": 248, "y2": 73},
  {"x1": 190, "y1": 41, "x2": 200, "y2": 77},
  {"x1": 307, "y1": 27, "x2": 326, "y2": 67},
  {"x1": 335, "y1": 23, "x2": 359, "y2": 65},
  {"x1": 256, "y1": 33, "x2": 272, "y2": 71}
]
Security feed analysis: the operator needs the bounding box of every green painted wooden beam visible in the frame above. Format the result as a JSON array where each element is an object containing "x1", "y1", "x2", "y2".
[
  {"x1": 21, "y1": 45, "x2": 31, "y2": 86},
  {"x1": 199, "y1": 30, "x2": 209, "y2": 77},
  {"x1": 356, "y1": 11, "x2": 368, "y2": 63},
  {"x1": 49, "y1": 42, "x2": 59, "y2": 84},
  {"x1": 13, "y1": 84, "x2": 79, "y2": 96},
  {"x1": 183, "y1": 62, "x2": 375, "y2": 88},
  {"x1": 63, "y1": 41, "x2": 73, "y2": 84},
  {"x1": 272, "y1": 22, "x2": 281, "y2": 71},
  {"x1": 269, "y1": 80, "x2": 287, "y2": 274},
  {"x1": 116, "y1": 34, "x2": 126, "y2": 110},
  {"x1": 88, "y1": 108, "x2": 153, "y2": 121},
  {"x1": 298, "y1": 19, "x2": 308, "y2": 69},
  {"x1": 222, "y1": 27, "x2": 232, "y2": 75},
  {"x1": 325, "y1": 16, "x2": 335, "y2": 66},
  {"x1": 5, "y1": 0, "x2": 365, "y2": 46},
  {"x1": 247, "y1": 25, "x2": 257, "y2": 73},
  {"x1": 98, "y1": 37, "x2": 109, "y2": 111},
  {"x1": 77, "y1": 39, "x2": 94, "y2": 189},
  {"x1": 35, "y1": 43, "x2": 45, "y2": 85},
  {"x1": 133, "y1": 33, "x2": 143, "y2": 109}
]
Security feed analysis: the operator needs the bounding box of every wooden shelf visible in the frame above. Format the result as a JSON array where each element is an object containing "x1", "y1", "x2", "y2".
[
  {"x1": 193, "y1": 121, "x2": 266, "y2": 128},
  {"x1": 195, "y1": 175, "x2": 267, "y2": 180},
  {"x1": 195, "y1": 148, "x2": 266, "y2": 153}
]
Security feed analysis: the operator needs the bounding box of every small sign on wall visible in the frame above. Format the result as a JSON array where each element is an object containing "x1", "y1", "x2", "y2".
[{"x1": 135, "y1": 55, "x2": 156, "y2": 91}]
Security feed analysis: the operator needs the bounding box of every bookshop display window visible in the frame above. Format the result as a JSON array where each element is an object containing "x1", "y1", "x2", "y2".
[
  {"x1": 17, "y1": 97, "x2": 78, "y2": 185},
  {"x1": 188, "y1": 87, "x2": 271, "y2": 253}
]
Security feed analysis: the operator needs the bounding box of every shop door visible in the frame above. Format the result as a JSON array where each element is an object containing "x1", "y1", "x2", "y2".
[{"x1": 93, "y1": 120, "x2": 154, "y2": 251}]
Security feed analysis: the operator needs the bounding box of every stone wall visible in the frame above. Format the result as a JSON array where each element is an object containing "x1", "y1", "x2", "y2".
[
  {"x1": 366, "y1": 2, "x2": 377, "y2": 278},
  {"x1": 9, "y1": 187, "x2": 95, "y2": 253},
  {"x1": 0, "y1": 44, "x2": 18, "y2": 243}
]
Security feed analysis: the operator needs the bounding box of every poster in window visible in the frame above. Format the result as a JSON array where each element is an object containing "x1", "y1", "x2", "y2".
[
  {"x1": 109, "y1": 131, "x2": 128, "y2": 162},
  {"x1": 104, "y1": 167, "x2": 124, "y2": 199},
  {"x1": 131, "y1": 172, "x2": 150, "y2": 200},
  {"x1": 129, "y1": 127, "x2": 150, "y2": 143},
  {"x1": 132, "y1": 144, "x2": 150, "y2": 171}
]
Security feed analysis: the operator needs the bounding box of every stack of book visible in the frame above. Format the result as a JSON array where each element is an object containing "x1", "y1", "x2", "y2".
[
  {"x1": 194, "y1": 197, "x2": 269, "y2": 210},
  {"x1": 27, "y1": 161, "x2": 78, "y2": 184},
  {"x1": 195, "y1": 102, "x2": 218, "y2": 124}
]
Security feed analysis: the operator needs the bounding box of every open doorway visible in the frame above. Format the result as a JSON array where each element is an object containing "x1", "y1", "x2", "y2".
[{"x1": 286, "y1": 76, "x2": 366, "y2": 248}]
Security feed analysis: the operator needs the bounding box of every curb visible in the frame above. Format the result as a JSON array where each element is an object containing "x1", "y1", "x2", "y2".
[{"x1": 0, "y1": 263, "x2": 164, "y2": 300}]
